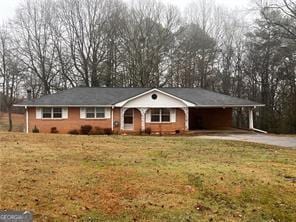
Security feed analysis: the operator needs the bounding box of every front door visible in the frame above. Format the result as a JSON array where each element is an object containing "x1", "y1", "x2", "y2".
[{"x1": 124, "y1": 109, "x2": 134, "y2": 130}]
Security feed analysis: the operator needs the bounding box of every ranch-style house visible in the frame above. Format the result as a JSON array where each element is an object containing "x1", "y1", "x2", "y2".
[{"x1": 15, "y1": 87, "x2": 264, "y2": 134}]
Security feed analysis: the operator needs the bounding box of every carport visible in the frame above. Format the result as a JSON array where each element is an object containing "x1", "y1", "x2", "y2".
[{"x1": 189, "y1": 107, "x2": 233, "y2": 130}]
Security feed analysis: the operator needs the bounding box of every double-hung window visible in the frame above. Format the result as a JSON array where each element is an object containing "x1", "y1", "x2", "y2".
[
  {"x1": 42, "y1": 107, "x2": 62, "y2": 119},
  {"x1": 96, "y1": 108, "x2": 105, "y2": 118},
  {"x1": 151, "y1": 108, "x2": 170, "y2": 122},
  {"x1": 161, "y1": 108, "x2": 170, "y2": 122},
  {"x1": 42, "y1": 108, "x2": 52, "y2": 118},
  {"x1": 86, "y1": 107, "x2": 105, "y2": 119},
  {"x1": 53, "y1": 108, "x2": 62, "y2": 118},
  {"x1": 86, "y1": 107, "x2": 95, "y2": 118}
]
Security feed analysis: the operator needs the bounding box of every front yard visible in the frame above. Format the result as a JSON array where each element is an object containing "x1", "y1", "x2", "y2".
[{"x1": 0, "y1": 132, "x2": 295, "y2": 221}]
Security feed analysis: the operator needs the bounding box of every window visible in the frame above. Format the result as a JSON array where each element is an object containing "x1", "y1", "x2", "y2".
[
  {"x1": 42, "y1": 107, "x2": 63, "y2": 119},
  {"x1": 53, "y1": 108, "x2": 62, "y2": 118},
  {"x1": 124, "y1": 109, "x2": 133, "y2": 124},
  {"x1": 96, "y1": 108, "x2": 105, "y2": 118},
  {"x1": 152, "y1": 94, "x2": 158, "y2": 100},
  {"x1": 42, "y1": 108, "x2": 52, "y2": 118},
  {"x1": 161, "y1": 108, "x2": 170, "y2": 122},
  {"x1": 86, "y1": 107, "x2": 95, "y2": 118},
  {"x1": 151, "y1": 108, "x2": 161, "y2": 122},
  {"x1": 86, "y1": 107, "x2": 105, "y2": 119},
  {"x1": 151, "y1": 108, "x2": 170, "y2": 122}
]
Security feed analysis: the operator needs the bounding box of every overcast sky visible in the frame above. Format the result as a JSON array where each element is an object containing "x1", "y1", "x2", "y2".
[{"x1": 0, "y1": 0, "x2": 253, "y2": 22}]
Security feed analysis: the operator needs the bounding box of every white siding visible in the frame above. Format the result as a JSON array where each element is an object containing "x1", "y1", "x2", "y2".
[{"x1": 123, "y1": 91, "x2": 187, "y2": 108}]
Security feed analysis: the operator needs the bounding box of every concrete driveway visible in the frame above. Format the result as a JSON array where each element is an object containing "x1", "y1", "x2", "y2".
[{"x1": 200, "y1": 133, "x2": 296, "y2": 148}]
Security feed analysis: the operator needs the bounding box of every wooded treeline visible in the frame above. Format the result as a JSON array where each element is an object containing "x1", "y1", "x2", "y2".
[{"x1": 0, "y1": 0, "x2": 295, "y2": 133}]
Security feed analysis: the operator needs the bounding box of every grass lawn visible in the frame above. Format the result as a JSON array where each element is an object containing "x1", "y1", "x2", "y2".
[{"x1": 0, "y1": 132, "x2": 295, "y2": 221}]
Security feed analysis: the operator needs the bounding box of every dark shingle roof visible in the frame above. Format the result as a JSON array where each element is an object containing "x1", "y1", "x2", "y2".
[
  {"x1": 16, "y1": 87, "x2": 263, "y2": 107},
  {"x1": 161, "y1": 88, "x2": 262, "y2": 106}
]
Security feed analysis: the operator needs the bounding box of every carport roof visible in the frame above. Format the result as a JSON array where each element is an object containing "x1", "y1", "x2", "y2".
[{"x1": 15, "y1": 87, "x2": 264, "y2": 107}]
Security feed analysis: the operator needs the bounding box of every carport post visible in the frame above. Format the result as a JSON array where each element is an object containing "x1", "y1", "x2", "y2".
[
  {"x1": 249, "y1": 107, "x2": 254, "y2": 130},
  {"x1": 25, "y1": 106, "x2": 29, "y2": 133}
]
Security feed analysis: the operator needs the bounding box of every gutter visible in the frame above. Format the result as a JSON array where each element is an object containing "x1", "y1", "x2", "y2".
[{"x1": 14, "y1": 104, "x2": 113, "y2": 107}]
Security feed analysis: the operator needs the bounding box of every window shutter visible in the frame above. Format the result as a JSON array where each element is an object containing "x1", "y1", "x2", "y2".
[
  {"x1": 146, "y1": 109, "x2": 151, "y2": 123},
  {"x1": 62, "y1": 107, "x2": 68, "y2": 119},
  {"x1": 170, "y1": 109, "x2": 176, "y2": 122},
  {"x1": 36, "y1": 108, "x2": 42, "y2": 119},
  {"x1": 80, "y1": 107, "x2": 86, "y2": 119},
  {"x1": 105, "y1": 108, "x2": 111, "y2": 119}
]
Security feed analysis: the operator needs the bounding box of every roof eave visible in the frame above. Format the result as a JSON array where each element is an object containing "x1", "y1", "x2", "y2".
[
  {"x1": 14, "y1": 104, "x2": 114, "y2": 107},
  {"x1": 194, "y1": 104, "x2": 265, "y2": 108}
]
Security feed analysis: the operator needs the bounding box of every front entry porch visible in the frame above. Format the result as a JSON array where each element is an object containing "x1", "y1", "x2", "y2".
[{"x1": 119, "y1": 107, "x2": 188, "y2": 133}]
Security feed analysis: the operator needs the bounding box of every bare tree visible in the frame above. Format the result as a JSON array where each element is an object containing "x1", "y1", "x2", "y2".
[
  {"x1": 58, "y1": 0, "x2": 115, "y2": 87},
  {"x1": 120, "y1": 0, "x2": 181, "y2": 87},
  {"x1": 0, "y1": 26, "x2": 24, "y2": 131},
  {"x1": 14, "y1": 0, "x2": 58, "y2": 95},
  {"x1": 261, "y1": 0, "x2": 296, "y2": 40}
]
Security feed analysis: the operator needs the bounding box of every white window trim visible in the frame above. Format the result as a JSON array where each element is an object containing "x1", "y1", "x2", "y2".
[
  {"x1": 41, "y1": 107, "x2": 63, "y2": 120},
  {"x1": 150, "y1": 108, "x2": 171, "y2": 123},
  {"x1": 85, "y1": 107, "x2": 107, "y2": 119}
]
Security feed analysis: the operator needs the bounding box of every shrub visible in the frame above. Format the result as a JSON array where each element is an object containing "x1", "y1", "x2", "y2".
[
  {"x1": 145, "y1": 127, "x2": 152, "y2": 135},
  {"x1": 80, "y1": 125, "x2": 93, "y2": 135},
  {"x1": 104, "y1": 128, "x2": 112, "y2": 135},
  {"x1": 68, "y1": 129, "x2": 79, "y2": 135},
  {"x1": 32, "y1": 126, "x2": 39, "y2": 133},
  {"x1": 50, "y1": 127, "x2": 59, "y2": 134},
  {"x1": 90, "y1": 127, "x2": 104, "y2": 135}
]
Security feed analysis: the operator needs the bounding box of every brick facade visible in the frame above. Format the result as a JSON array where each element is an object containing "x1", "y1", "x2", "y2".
[
  {"x1": 145, "y1": 108, "x2": 186, "y2": 133},
  {"x1": 27, "y1": 107, "x2": 232, "y2": 134},
  {"x1": 28, "y1": 107, "x2": 112, "y2": 134}
]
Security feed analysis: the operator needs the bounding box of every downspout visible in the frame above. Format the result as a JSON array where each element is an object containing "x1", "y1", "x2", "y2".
[
  {"x1": 249, "y1": 107, "x2": 267, "y2": 134},
  {"x1": 111, "y1": 106, "x2": 114, "y2": 132}
]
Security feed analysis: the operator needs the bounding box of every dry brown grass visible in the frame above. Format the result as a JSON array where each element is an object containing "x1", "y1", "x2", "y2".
[{"x1": 0, "y1": 132, "x2": 295, "y2": 221}]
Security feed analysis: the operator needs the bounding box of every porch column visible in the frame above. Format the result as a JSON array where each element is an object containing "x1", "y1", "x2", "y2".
[
  {"x1": 249, "y1": 108, "x2": 254, "y2": 129},
  {"x1": 181, "y1": 107, "x2": 189, "y2": 131},
  {"x1": 138, "y1": 108, "x2": 148, "y2": 132},
  {"x1": 120, "y1": 107, "x2": 128, "y2": 130}
]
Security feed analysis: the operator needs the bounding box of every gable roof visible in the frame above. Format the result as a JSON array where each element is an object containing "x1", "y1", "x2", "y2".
[
  {"x1": 15, "y1": 87, "x2": 264, "y2": 107},
  {"x1": 115, "y1": 88, "x2": 196, "y2": 107}
]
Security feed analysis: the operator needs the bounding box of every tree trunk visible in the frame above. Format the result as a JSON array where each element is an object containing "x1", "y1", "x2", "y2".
[{"x1": 8, "y1": 106, "x2": 12, "y2": 132}]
